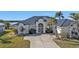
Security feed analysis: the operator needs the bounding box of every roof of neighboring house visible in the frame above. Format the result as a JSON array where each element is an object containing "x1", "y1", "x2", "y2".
[
  {"x1": 0, "y1": 23, "x2": 4, "y2": 26},
  {"x1": 70, "y1": 20, "x2": 79, "y2": 26},
  {"x1": 19, "y1": 16, "x2": 51, "y2": 25},
  {"x1": 57, "y1": 19, "x2": 75, "y2": 27},
  {"x1": 10, "y1": 22, "x2": 18, "y2": 26}
]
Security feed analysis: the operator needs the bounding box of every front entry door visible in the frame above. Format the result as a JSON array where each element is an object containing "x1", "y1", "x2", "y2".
[{"x1": 38, "y1": 23, "x2": 43, "y2": 33}]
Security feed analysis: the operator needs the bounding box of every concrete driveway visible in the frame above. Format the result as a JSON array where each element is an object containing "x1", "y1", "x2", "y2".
[{"x1": 24, "y1": 34, "x2": 60, "y2": 48}]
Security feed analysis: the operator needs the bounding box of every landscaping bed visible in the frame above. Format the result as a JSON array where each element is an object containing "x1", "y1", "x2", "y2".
[
  {"x1": 54, "y1": 39, "x2": 79, "y2": 48},
  {"x1": 0, "y1": 30, "x2": 30, "y2": 48}
]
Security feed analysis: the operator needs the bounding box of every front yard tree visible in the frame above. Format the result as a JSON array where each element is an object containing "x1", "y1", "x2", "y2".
[
  {"x1": 48, "y1": 18, "x2": 54, "y2": 29},
  {"x1": 51, "y1": 17, "x2": 59, "y2": 39},
  {"x1": 5, "y1": 22, "x2": 11, "y2": 29}
]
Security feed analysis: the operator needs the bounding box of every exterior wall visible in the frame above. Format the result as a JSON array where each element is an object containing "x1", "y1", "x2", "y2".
[
  {"x1": 36, "y1": 19, "x2": 46, "y2": 33},
  {"x1": 18, "y1": 22, "x2": 76, "y2": 37},
  {"x1": 45, "y1": 21, "x2": 48, "y2": 29},
  {"x1": 57, "y1": 26, "x2": 62, "y2": 34},
  {"x1": 17, "y1": 23, "x2": 25, "y2": 34},
  {"x1": 61, "y1": 26, "x2": 70, "y2": 33},
  {"x1": 18, "y1": 20, "x2": 47, "y2": 34},
  {"x1": 17, "y1": 23, "x2": 36, "y2": 35},
  {"x1": 50, "y1": 25, "x2": 57, "y2": 34},
  {"x1": 17, "y1": 19, "x2": 48, "y2": 35},
  {"x1": 61, "y1": 26, "x2": 70, "y2": 38},
  {"x1": 58, "y1": 24, "x2": 79, "y2": 38},
  {"x1": 56, "y1": 26, "x2": 70, "y2": 38},
  {"x1": 23, "y1": 25, "x2": 29, "y2": 34},
  {"x1": 29, "y1": 24, "x2": 36, "y2": 30},
  {"x1": 69, "y1": 23, "x2": 79, "y2": 38}
]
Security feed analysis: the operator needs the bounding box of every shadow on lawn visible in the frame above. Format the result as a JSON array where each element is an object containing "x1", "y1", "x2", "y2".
[
  {"x1": 0, "y1": 31, "x2": 11, "y2": 36},
  {"x1": 62, "y1": 39, "x2": 79, "y2": 45}
]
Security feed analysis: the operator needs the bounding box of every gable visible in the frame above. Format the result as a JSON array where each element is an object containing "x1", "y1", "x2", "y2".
[{"x1": 37, "y1": 19, "x2": 44, "y2": 23}]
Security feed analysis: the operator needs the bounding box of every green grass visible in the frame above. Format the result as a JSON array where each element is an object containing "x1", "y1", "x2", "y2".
[
  {"x1": 0, "y1": 30, "x2": 30, "y2": 48},
  {"x1": 54, "y1": 39, "x2": 79, "y2": 48}
]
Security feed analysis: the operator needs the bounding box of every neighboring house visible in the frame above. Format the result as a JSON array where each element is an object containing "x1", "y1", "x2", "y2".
[
  {"x1": 57, "y1": 19, "x2": 73, "y2": 34},
  {"x1": 17, "y1": 16, "x2": 51, "y2": 35},
  {"x1": 0, "y1": 23, "x2": 5, "y2": 34},
  {"x1": 50, "y1": 19, "x2": 73, "y2": 35},
  {"x1": 56, "y1": 19, "x2": 79, "y2": 39}
]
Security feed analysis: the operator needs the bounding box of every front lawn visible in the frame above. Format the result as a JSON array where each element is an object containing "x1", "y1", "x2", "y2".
[
  {"x1": 54, "y1": 39, "x2": 79, "y2": 48},
  {"x1": 0, "y1": 30, "x2": 30, "y2": 48}
]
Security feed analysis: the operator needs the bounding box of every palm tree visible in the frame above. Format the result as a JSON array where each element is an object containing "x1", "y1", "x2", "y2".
[
  {"x1": 70, "y1": 13, "x2": 79, "y2": 35},
  {"x1": 55, "y1": 11, "x2": 63, "y2": 20},
  {"x1": 55, "y1": 11, "x2": 64, "y2": 39},
  {"x1": 61, "y1": 16, "x2": 64, "y2": 19},
  {"x1": 70, "y1": 13, "x2": 79, "y2": 20}
]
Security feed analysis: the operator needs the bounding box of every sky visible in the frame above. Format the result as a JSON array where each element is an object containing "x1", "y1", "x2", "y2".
[{"x1": 0, "y1": 11, "x2": 79, "y2": 21}]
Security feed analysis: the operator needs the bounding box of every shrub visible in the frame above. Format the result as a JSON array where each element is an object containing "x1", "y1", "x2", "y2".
[
  {"x1": 2, "y1": 40, "x2": 11, "y2": 43},
  {"x1": 46, "y1": 28, "x2": 53, "y2": 33},
  {"x1": 12, "y1": 29, "x2": 18, "y2": 34},
  {"x1": 0, "y1": 39, "x2": 11, "y2": 44}
]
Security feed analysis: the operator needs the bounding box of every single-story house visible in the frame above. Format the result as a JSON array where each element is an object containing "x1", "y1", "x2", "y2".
[
  {"x1": 56, "y1": 19, "x2": 79, "y2": 38},
  {"x1": 17, "y1": 16, "x2": 51, "y2": 35}
]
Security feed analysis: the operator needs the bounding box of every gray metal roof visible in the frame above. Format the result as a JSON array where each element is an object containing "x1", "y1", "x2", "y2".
[{"x1": 19, "y1": 16, "x2": 51, "y2": 25}]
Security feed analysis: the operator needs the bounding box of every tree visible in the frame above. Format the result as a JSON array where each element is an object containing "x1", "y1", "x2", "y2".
[
  {"x1": 70, "y1": 13, "x2": 79, "y2": 35},
  {"x1": 5, "y1": 22, "x2": 11, "y2": 29},
  {"x1": 0, "y1": 19, "x2": 4, "y2": 23},
  {"x1": 47, "y1": 17, "x2": 56, "y2": 33},
  {"x1": 55, "y1": 11, "x2": 63, "y2": 20},
  {"x1": 48, "y1": 17, "x2": 55, "y2": 29},
  {"x1": 70, "y1": 13, "x2": 79, "y2": 20},
  {"x1": 55, "y1": 11, "x2": 64, "y2": 39},
  {"x1": 50, "y1": 17, "x2": 59, "y2": 39}
]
